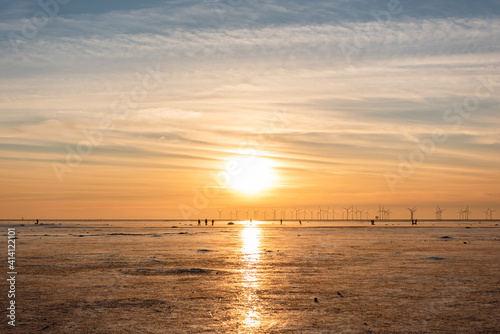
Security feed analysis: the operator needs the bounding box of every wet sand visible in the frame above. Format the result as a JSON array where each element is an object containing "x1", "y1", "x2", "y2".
[{"x1": 1, "y1": 221, "x2": 499, "y2": 333}]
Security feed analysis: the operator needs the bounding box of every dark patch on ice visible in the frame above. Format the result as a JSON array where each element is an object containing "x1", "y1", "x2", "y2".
[
  {"x1": 80, "y1": 298, "x2": 171, "y2": 310},
  {"x1": 97, "y1": 260, "x2": 163, "y2": 267},
  {"x1": 151, "y1": 235, "x2": 161, "y2": 237},
  {"x1": 177, "y1": 232, "x2": 188, "y2": 234},
  {"x1": 439, "y1": 236, "x2": 453, "y2": 239},
  {"x1": 108, "y1": 233, "x2": 143, "y2": 236},
  {"x1": 122, "y1": 268, "x2": 216, "y2": 275},
  {"x1": 425, "y1": 257, "x2": 446, "y2": 261},
  {"x1": 171, "y1": 226, "x2": 178, "y2": 228},
  {"x1": 197, "y1": 249, "x2": 216, "y2": 253}
]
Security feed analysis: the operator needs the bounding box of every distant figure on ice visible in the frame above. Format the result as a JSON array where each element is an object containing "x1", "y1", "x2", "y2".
[
  {"x1": 371, "y1": 220, "x2": 375, "y2": 225},
  {"x1": 198, "y1": 219, "x2": 201, "y2": 226},
  {"x1": 299, "y1": 220, "x2": 302, "y2": 225},
  {"x1": 36, "y1": 219, "x2": 39, "y2": 225},
  {"x1": 280, "y1": 219, "x2": 283, "y2": 225},
  {"x1": 205, "y1": 218, "x2": 208, "y2": 226},
  {"x1": 211, "y1": 219, "x2": 214, "y2": 226}
]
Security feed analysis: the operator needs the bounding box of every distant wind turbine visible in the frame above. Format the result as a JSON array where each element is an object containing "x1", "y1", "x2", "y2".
[
  {"x1": 343, "y1": 207, "x2": 351, "y2": 221},
  {"x1": 377, "y1": 205, "x2": 383, "y2": 220},
  {"x1": 484, "y1": 208, "x2": 490, "y2": 220},
  {"x1": 408, "y1": 207, "x2": 417, "y2": 222},
  {"x1": 435, "y1": 207, "x2": 446, "y2": 220},
  {"x1": 464, "y1": 206, "x2": 471, "y2": 220}
]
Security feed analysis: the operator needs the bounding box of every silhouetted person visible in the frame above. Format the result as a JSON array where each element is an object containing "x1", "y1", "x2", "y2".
[
  {"x1": 371, "y1": 220, "x2": 375, "y2": 225},
  {"x1": 205, "y1": 218, "x2": 208, "y2": 226},
  {"x1": 211, "y1": 219, "x2": 214, "y2": 226},
  {"x1": 198, "y1": 219, "x2": 201, "y2": 226},
  {"x1": 299, "y1": 220, "x2": 302, "y2": 225},
  {"x1": 36, "y1": 219, "x2": 39, "y2": 225},
  {"x1": 415, "y1": 219, "x2": 418, "y2": 225},
  {"x1": 280, "y1": 219, "x2": 282, "y2": 225}
]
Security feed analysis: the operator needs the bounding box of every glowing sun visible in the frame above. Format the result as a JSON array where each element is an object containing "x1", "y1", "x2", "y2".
[{"x1": 228, "y1": 156, "x2": 275, "y2": 195}]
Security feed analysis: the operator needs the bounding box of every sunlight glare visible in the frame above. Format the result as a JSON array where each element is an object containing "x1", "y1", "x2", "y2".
[{"x1": 228, "y1": 156, "x2": 275, "y2": 195}]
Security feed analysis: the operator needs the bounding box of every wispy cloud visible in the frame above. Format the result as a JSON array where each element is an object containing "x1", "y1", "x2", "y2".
[{"x1": 1, "y1": 0, "x2": 499, "y2": 217}]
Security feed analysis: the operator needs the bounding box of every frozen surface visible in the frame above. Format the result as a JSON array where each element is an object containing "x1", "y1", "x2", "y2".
[{"x1": 1, "y1": 221, "x2": 499, "y2": 333}]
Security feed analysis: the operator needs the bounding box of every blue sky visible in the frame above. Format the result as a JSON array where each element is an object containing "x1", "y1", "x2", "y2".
[{"x1": 1, "y1": 0, "x2": 499, "y2": 218}]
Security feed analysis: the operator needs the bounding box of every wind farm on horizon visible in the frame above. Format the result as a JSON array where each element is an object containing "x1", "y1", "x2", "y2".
[{"x1": 207, "y1": 205, "x2": 499, "y2": 222}]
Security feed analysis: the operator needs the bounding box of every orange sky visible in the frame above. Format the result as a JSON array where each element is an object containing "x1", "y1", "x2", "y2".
[{"x1": 1, "y1": 1, "x2": 499, "y2": 219}]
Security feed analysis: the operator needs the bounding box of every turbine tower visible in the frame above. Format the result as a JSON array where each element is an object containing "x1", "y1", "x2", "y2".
[
  {"x1": 435, "y1": 207, "x2": 446, "y2": 220},
  {"x1": 408, "y1": 207, "x2": 417, "y2": 221},
  {"x1": 377, "y1": 205, "x2": 384, "y2": 220},
  {"x1": 464, "y1": 206, "x2": 471, "y2": 220},
  {"x1": 217, "y1": 210, "x2": 223, "y2": 220},
  {"x1": 343, "y1": 207, "x2": 350, "y2": 221}
]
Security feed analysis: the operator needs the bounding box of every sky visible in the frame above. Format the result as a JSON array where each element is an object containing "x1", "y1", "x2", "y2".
[{"x1": 1, "y1": 0, "x2": 499, "y2": 219}]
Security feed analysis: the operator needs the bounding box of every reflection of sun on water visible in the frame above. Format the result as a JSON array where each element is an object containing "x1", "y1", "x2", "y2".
[
  {"x1": 242, "y1": 227, "x2": 261, "y2": 264},
  {"x1": 244, "y1": 310, "x2": 260, "y2": 328},
  {"x1": 241, "y1": 227, "x2": 262, "y2": 328}
]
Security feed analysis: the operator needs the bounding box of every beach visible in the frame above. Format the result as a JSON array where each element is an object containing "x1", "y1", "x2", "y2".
[{"x1": 1, "y1": 221, "x2": 499, "y2": 333}]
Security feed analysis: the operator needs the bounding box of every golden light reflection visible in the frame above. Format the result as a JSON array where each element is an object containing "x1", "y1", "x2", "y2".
[
  {"x1": 240, "y1": 227, "x2": 262, "y2": 328},
  {"x1": 242, "y1": 227, "x2": 261, "y2": 264}
]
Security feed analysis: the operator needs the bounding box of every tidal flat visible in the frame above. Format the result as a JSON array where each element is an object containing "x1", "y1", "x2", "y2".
[{"x1": 2, "y1": 221, "x2": 499, "y2": 333}]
